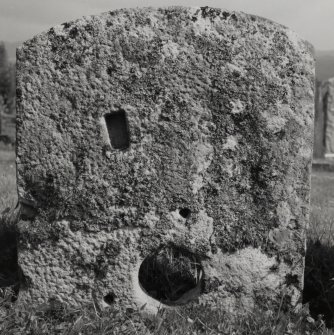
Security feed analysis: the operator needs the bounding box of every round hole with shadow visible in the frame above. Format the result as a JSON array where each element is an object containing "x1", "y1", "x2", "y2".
[
  {"x1": 138, "y1": 246, "x2": 203, "y2": 306},
  {"x1": 179, "y1": 208, "x2": 191, "y2": 219},
  {"x1": 103, "y1": 292, "x2": 116, "y2": 305}
]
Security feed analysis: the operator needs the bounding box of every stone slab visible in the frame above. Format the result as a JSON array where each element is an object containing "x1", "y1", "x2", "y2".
[
  {"x1": 323, "y1": 79, "x2": 334, "y2": 156},
  {"x1": 16, "y1": 7, "x2": 314, "y2": 314}
]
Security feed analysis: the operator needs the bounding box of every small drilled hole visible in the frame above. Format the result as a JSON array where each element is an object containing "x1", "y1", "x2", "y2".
[
  {"x1": 103, "y1": 292, "x2": 115, "y2": 305},
  {"x1": 104, "y1": 110, "x2": 130, "y2": 150},
  {"x1": 138, "y1": 246, "x2": 203, "y2": 306},
  {"x1": 179, "y1": 208, "x2": 191, "y2": 219}
]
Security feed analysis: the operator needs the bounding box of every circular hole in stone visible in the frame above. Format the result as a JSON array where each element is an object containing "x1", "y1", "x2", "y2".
[
  {"x1": 103, "y1": 292, "x2": 116, "y2": 305},
  {"x1": 138, "y1": 246, "x2": 203, "y2": 306},
  {"x1": 179, "y1": 208, "x2": 191, "y2": 219}
]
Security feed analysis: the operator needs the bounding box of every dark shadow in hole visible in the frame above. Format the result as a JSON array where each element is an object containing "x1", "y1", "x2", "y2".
[
  {"x1": 138, "y1": 246, "x2": 203, "y2": 306},
  {"x1": 303, "y1": 238, "x2": 334, "y2": 328},
  {"x1": 179, "y1": 208, "x2": 191, "y2": 219},
  {"x1": 104, "y1": 110, "x2": 130, "y2": 150},
  {"x1": 103, "y1": 292, "x2": 116, "y2": 305}
]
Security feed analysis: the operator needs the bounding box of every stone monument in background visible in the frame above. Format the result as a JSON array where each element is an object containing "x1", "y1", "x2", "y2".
[
  {"x1": 313, "y1": 81, "x2": 325, "y2": 159},
  {"x1": 16, "y1": 7, "x2": 314, "y2": 314},
  {"x1": 315, "y1": 78, "x2": 334, "y2": 159}
]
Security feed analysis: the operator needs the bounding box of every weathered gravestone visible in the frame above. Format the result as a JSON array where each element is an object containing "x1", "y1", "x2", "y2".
[
  {"x1": 313, "y1": 80, "x2": 325, "y2": 159},
  {"x1": 16, "y1": 7, "x2": 314, "y2": 314},
  {"x1": 317, "y1": 78, "x2": 334, "y2": 159}
]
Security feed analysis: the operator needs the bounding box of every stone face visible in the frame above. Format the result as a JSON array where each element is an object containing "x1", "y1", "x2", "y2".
[{"x1": 16, "y1": 7, "x2": 315, "y2": 313}]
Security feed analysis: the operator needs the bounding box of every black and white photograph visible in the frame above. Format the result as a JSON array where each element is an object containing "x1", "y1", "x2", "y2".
[{"x1": 0, "y1": 1, "x2": 334, "y2": 334}]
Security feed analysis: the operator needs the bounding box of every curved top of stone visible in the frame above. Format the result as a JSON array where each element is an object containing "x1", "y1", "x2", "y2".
[
  {"x1": 320, "y1": 77, "x2": 334, "y2": 95},
  {"x1": 18, "y1": 6, "x2": 312, "y2": 53},
  {"x1": 323, "y1": 77, "x2": 334, "y2": 84}
]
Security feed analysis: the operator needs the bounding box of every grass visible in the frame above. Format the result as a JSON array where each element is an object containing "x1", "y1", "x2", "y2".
[
  {"x1": 0, "y1": 293, "x2": 330, "y2": 335},
  {"x1": 0, "y1": 150, "x2": 19, "y2": 299},
  {"x1": 303, "y1": 171, "x2": 334, "y2": 328},
  {"x1": 1, "y1": 149, "x2": 334, "y2": 334},
  {"x1": 0, "y1": 149, "x2": 17, "y2": 211},
  {"x1": 138, "y1": 246, "x2": 203, "y2": 305},
  {"x1": 308, "y1": 172, "x2": 334, "y2": 243}
]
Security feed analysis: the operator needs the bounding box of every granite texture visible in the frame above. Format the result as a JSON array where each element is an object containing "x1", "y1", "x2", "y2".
[{"x1": 16, "y1": 7, "x2": 315, "y2": 313}]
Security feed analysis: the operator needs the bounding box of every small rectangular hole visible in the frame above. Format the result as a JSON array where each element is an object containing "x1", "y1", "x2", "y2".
[{"x1": 104, "y1": 110, "x2": 130, "y2": 150}]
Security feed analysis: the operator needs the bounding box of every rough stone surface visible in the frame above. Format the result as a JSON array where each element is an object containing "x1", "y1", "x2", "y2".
[{"x1": 16, "y1": 7, "x2": 315, "y2": 313}]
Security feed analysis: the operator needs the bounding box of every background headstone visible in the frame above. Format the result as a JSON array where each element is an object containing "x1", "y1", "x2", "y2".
[
  {"x1": 16, "y1": 7, "x2": 314, "y2": 313},
  {"x1": 313, "y1": 80, "x2": 326, "y2": 159},
  {"x1": 314, "y1": 78, "x2": 334, "y2": 160},
  {"x1": 321, "y1": 78, "x2": 334, "y2": 158}
]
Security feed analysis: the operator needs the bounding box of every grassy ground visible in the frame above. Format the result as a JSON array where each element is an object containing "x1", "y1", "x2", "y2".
[
  {"x1": 0, "y1": 149, "x2": 17, "y2": 211},
  {"x1": 304, "y1": 170, "x2": 334, "y2": 328},
  {"x1": 0, "y1": 149, "x2": 334, "y2": 334},
  {"x1": 308, "y1": 172, "x2": 334, "y2": 243}
]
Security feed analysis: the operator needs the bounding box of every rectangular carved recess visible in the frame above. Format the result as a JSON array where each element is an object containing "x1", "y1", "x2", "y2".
[{"x1": 104, "y1": 110, "x2": 130, "y2": 150}]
